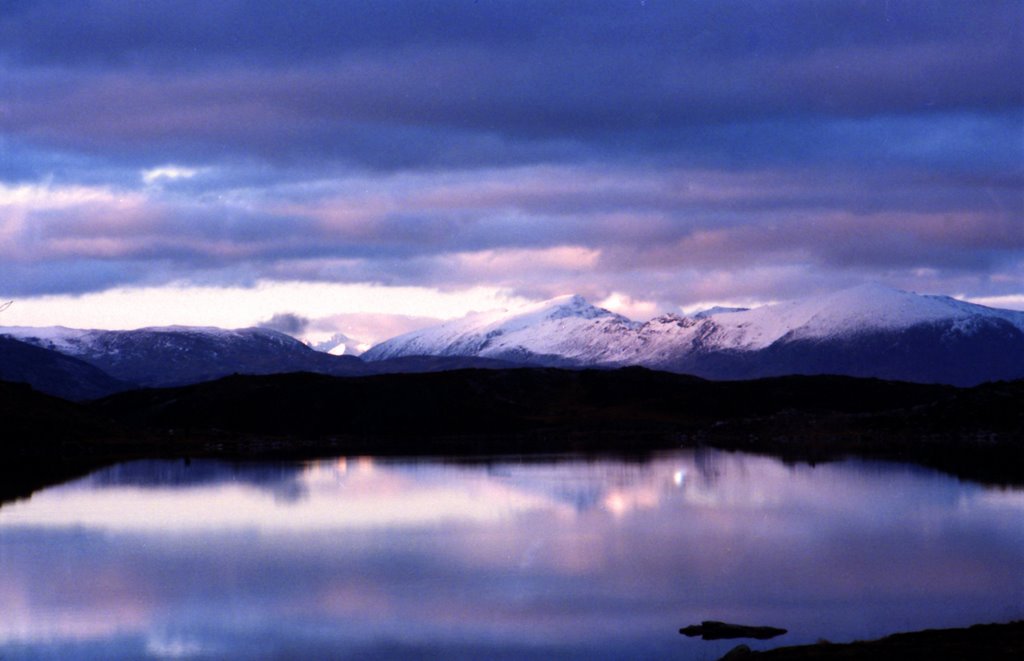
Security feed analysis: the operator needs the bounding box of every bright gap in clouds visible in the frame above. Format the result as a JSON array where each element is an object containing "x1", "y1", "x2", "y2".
[
  {"x1": 0, "y1": 282, "x2": 531, "y2": 346},
  {"x1": 141, "y1": 165, "x2": 201, "y2": 185},
  {"x1": 964, "y1": 294, "x2": 1024, "y2": 312}
]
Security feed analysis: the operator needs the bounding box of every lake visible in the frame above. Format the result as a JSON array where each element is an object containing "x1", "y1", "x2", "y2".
[{"x1": 1, "y1": 449, "x2": 1021, "y2": 660}]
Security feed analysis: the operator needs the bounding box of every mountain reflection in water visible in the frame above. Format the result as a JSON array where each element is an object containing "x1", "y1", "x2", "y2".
[{"x1": 1, "y1": 450, "x2": 1021, "y2": 660}]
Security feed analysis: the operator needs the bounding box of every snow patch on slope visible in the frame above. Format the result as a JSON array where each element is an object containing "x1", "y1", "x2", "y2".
[
  {"x1": 705, "y1": 284, "x2": 1024, "y2": 350},
  {"x1": 0, "y1": 325, "x2": 304, "y2": 356},
  {"x1": 363, "y1": 294, "x2": 639, "y2": 363},
  {"x1": 0, "y1": 326, "x2": 102, "y2": 355}
]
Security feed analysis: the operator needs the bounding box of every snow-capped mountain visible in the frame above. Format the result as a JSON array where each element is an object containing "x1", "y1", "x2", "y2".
[
  {"x1": 0, "y1": 325, "x2": 369, "y2": 389},
  {"x1": 310, "y1": 332, "x2": 368, "y2": 357},
  {"x1": 4, "y1": 285, "x2": 1022, "y2": 397},
  {"x1": 690, "y1": 284, "x2": 1024, "y2": 350},
  {"x1": 0, "y1": 323, "x2": 525, "y2": 398},
  {"x1": 362, "y1": 295, "x2": 642, "y2": 366},
  {"x1": 363, "y1": 285, "x2": 1024, "y2": 385}
]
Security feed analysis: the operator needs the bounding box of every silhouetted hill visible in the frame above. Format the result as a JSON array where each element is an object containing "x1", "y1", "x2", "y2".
[
  {"x1": 725, "y1": 620, "x2": 1024, "y2": 660},
  {"x1": 0, "y1": 336, "x2": 131, "y2": 400},
  {"x1": 88, "y1": 368, "x2": 1022, "y2": 481},
  {"x1": 0, "y1": 380, "x2": 123, "y2": 503},
  {"x1": 93, "y1": 368, "x2": 958, "y2": 438},
  {"x1": 0, "y1": 380, "x2": 111, "y2": 446},
  {"x1": 366, "y1": 355, "x2": 528, "y2": 373},
  {"x1": 3, "y1": 369, "x2": 1021, "y2": 503}
]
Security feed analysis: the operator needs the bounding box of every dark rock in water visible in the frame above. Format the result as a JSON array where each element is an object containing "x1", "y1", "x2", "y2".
[{"x1": 680, "y1": 621, "x2": 787, "y2": 640}]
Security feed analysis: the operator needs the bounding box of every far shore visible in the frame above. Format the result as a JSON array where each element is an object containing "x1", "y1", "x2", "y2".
[
  {"x1": 3, "y1": 368, "x2": 1022, "y2": 503},
  {"x1": 2, "y1": 426, "x2": 1020, "y2": 508},
  {"x1": 716, "y1": 620, "x2": 1023, "y2": 660}
]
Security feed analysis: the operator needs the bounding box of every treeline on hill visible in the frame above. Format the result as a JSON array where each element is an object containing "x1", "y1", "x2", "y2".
[{"x1": 1, "y1": 368, "x2": 1022, "y2": 501}]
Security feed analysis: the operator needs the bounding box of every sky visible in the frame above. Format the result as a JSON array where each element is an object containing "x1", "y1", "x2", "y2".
[{"x1": 1, "y1": 1, "x2": 1022, "y2": 344}]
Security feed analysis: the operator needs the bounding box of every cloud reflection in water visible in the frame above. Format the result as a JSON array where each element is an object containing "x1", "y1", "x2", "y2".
[{"x1": 0, "y1": 450, "x2": 1021, "y2": 660}]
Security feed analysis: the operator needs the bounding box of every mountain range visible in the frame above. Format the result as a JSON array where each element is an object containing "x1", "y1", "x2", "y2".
[
  {"x1": 364, "y1": 284, "x2": 1024, "y2": 385},
  {"x1": 2, "y1": 284, "x2": 1023, "y2": 400},
  {"x1": 0, "y1": 324, "x2": 519, "y2": 399},
  {"x1": 0, "y1": 325, "x2": 368, "y2": 392}
]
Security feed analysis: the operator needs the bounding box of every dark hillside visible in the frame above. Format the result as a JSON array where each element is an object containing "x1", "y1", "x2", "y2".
[
  {"x1": 92, "y1": 368, "x2": 959, "y2": 439},
  {"x1": 0, "y1": 335, "x2": 131, "y2": 400},
  {"x1": 89, "y1": 368, "x2": 1021, "y2": 481},
  {"x1": 0, "y1": 380, "x2": 122, "y2": 503},
  {"x1": 3, "y1": 369, "x2": 1021, "y2": 504}
]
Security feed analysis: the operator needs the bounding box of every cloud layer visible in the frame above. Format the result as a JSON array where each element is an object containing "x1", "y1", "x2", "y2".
[{"x1": 1, "y1": 1, "x2": 1021, "y2": 329}]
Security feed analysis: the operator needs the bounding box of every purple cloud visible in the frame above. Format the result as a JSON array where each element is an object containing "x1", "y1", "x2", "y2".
[{"x1": 0, "y1": 1, "x2": 1020, "y2": 312}]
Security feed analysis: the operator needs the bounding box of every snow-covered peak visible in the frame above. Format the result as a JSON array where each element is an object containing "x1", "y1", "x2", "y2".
[
  {"x1": 411, "y1": 295, "x2": 628, "y2": 337},
  {"x1": 479, "y1": 294, "x2": 626, "y2": 330},
  {"x1": 169, "y1": 325, "x2": 308, "y2": 347},
  {"x1": 363, "y1": 284, "x2": 1024, "y2": 374},
  {"x1": 362, "y1": 294, "x2": 638, "y2": 362},
  {"x1": 310, "y1": 332, "x2": 367, "y2": 357},
  {"x1": 703, "y1": 284, "x2": 1024, "y2": 350}
]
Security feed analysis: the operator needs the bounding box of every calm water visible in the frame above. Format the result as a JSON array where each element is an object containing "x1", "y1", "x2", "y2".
[{"x1": 1, "y1": 450, "x2": 1021, "y2": 660}]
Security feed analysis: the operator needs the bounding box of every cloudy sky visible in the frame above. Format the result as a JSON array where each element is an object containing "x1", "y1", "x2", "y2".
[{"x1": 1, "y1": 1, "x2": 1022, "y2": 343}]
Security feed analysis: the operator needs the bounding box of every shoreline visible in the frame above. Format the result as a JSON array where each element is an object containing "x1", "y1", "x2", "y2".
[
  {"x1": 1, "y1": 430, "x2": 1019, "y2": 508},
  {"x1": 718, "y1": 620, "x2": 1024, "y2": 660},
  {"x1": 3, "y1": 368, "x2": 1022, "y2": 503}
]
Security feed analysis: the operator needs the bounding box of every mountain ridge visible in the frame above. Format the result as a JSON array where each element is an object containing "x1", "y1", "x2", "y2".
[
  {"x1": 0, "y1": 335, "x2": 133, "y2": 400},
  {"x1": 0, "y1": 324, "x2": 534, "y2": 399},
  {"x1": 4, "y1": 285, "x2": 1023, "y2": 395},
  {"x1": 363, "y1": 285, "x2": 1024, "y2": 385},
  {"x1": 0, "y1": 325, "x2": 370, "y2": 392}
]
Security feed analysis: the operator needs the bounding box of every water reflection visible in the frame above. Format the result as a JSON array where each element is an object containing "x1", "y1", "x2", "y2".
[{"x1": 1, "y1": 450, "x2": 1021, "y2": 660}]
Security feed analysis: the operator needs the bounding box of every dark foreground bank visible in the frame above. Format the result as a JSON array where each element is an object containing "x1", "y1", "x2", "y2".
[
  {"x1": 718, "y1": 620, "x2": 1024, "y2": 660},
  {"x1": 2, "y1": 367, "x2": 1022, "y2": 503}
]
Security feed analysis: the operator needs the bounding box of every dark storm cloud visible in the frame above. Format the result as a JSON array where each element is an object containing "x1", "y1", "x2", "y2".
[
  {"x1": 0, "y1": 1, "x2": 1021, "y2": 308},
  {"x1": 258, "y1": 312, "x2": 310, "y2": 335},
  {"x1": 0, "y1": 2, "x2": 972, "y2": 58},
  {"x1": 3, "y1": 1, "x2": 1020, "y2": 166},
  {"x1": 0, "y1": 259, "x2": 153, "y2": 296}
]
